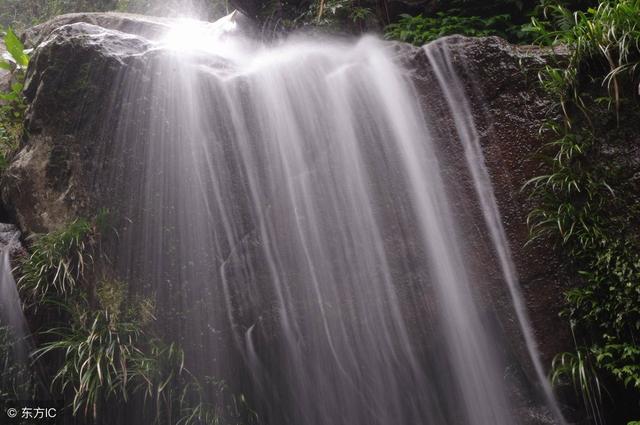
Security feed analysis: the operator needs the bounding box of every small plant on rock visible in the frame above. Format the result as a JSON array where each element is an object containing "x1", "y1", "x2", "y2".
[
  {"x1": 0, "y1": 27, "x2": 30, "y2": 171},
  {"x1": 18, "y1": 218, "x2": 94, "y2": 305}
]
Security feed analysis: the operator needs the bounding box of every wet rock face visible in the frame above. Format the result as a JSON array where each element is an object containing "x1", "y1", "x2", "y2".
[
  {"x1": 3, "y1": 14, "x2": 570, "y2": 402},
  {"x1": 451, "y1": 37, "x2": 572, "y2": 368},
  {"x1": 403, "y1": 35, "x2": 572, "y2": 367}
]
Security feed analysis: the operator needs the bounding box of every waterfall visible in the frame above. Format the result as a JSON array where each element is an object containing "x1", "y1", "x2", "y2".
[
  {"x1": 0, "y1": 242, "x2": 34, "y2": 399},
  {"x1": 0, "y1": 235, "x2": 30, "y2": 359},
  {"x1": 93, "y1": 14, "x2": 564, "y2": 425}
]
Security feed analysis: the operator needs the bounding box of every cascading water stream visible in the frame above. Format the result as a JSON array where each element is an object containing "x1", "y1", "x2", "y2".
[
  {"x1": 87, "y1": 13, "x2": 566, "y2": 425},
  {"x1": 0, "y1": 237, "x2": 35, "y2": 399},
  {"x1": 425, "y1": 39, "x2": 567, "y2": 424}
]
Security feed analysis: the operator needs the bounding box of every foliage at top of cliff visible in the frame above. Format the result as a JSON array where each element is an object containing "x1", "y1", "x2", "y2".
[
  {"x1": 0, "y1": 0, "x2": 597, "y2": 40},
  {"x1": 384, "y1": 0, "x2": 597, "y2": 44},
  {"x1": 385, "y1": 12, "x2": 528, "y2": 45}
]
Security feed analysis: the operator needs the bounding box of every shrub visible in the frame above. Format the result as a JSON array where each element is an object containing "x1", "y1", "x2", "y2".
[
  {"x1": 384, "y1": 12, "x2": 514, "y2": 45},
  {"x1": 18, "y1": 218, "x2": 93, "y2": 304},
  {"x1": 35, "y1": 294, "x2": 155, "y2": 419}
]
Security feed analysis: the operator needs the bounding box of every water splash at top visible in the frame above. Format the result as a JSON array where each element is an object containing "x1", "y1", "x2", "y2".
[{"x1": 161, "y1": 11, "x2": 239, "y2": 52}]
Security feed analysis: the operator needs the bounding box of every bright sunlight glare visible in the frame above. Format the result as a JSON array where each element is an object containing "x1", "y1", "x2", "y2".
[{"x1": 161, "y1": 12, "x2": 239, "y2": 53}]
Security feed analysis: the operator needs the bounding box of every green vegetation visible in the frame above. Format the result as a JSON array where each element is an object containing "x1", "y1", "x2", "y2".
[
  {"x1": 383, "y1": 0, "x2": 597, "y2": 45},
  {"x1": 15, "y1": 214, "x2": 254, "y2": 425},
  {"x1": 0, "y1": 0, "x2": 595, "y2": 40},
  {"x1": 0, "y1": 27, "x2": 28, "y2": 171},
  {"x1": 19, "y1": 218, "x2": 93, "y2": 304},
  {"x1": 35, "y1": 292, "x2": 168, "y2": 421},
  {"x1": 289, "y1": 0, "x2": 566, "y2": 38},
  {"x1": 526, "y1": 0, "x2": 640, "y2": 421},
  {"x1": 383, "y1": 1, "x2": 538, "y2": 45},
  {"x1": 385, "y1": 12, "x2": 520, "y2": 45}
]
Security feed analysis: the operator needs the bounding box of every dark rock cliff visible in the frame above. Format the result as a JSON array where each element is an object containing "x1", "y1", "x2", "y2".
[{"x1": 405, "y1": 35, "x2": 572, "y2": 369}]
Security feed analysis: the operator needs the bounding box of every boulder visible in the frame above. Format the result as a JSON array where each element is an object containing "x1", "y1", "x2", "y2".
[{"x1": 2, "y1": 22, "x2": 154, "y2": 233}]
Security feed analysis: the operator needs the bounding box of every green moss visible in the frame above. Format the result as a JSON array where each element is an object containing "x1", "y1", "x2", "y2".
[{"x1": 384, "y1": 12, "x2": 519, "y2": 45}]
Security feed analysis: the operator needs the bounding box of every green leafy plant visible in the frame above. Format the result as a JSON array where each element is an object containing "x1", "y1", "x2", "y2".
[
  {"x1": 349, "y1": 5, "x2": 373, "y2": 21},
  {"x1": 383, "y1": 8, "x2": 546, "y2": 45},
  {"x1": 530, "y1": 0, "x2": 640, "y2": 108},
  {"x1": 18, "y1": 218, "x2": 93, "y2": 304},
  {"x1": 0, "y1": 28, "x2": 29, "y2": 121},
  {"x1": 384, "y1": 12, "x2": 510, "y2": 45},
  {"x1": 592, "y1": 342, "x2": 640, "y2": 389},
  {"x1": 0, "y1": 81, "x2": 26, "y2": 119},
  {"x1": 527, "y1": 0, "x2": 640, "y2": 422},
  {"x1": 35, "y1": 294, "x2": 154, "y2": 419},
  {"x1": 35, "y1": 284, "x2": 248, "y2": 425},
  {"x1": 0, "y1": 27, "x2": 30, "y2": 172},
  {"x1": 1, "y1": 28, "x2": 29, "y2": 71},
  {"x1": 551, "y1": 346, "x2": 604, "y2": 422}
]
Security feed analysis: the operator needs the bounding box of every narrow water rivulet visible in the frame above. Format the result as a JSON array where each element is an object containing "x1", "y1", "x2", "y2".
[
  {"x1": 0, "y1": 243, "x2": 35, "y2": 400},
  {"x1": 80, "y1": 13, "x2": 566, "y2": 425}
]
